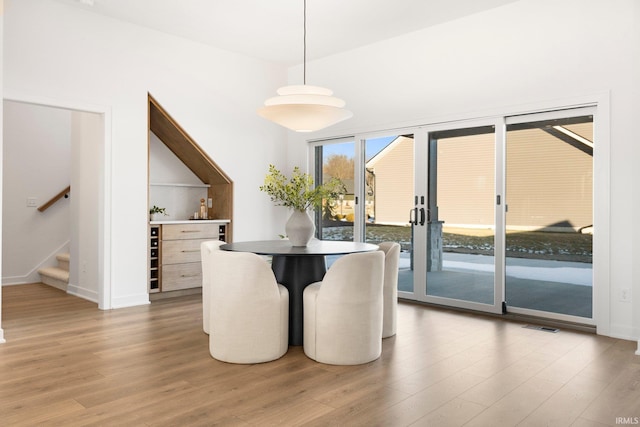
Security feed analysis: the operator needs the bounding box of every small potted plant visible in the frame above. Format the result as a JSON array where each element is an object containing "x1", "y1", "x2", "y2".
[
  {"x1": 149, "y1": 205, "x2": 168, "y2": 221},
  {"x1": 260, "y1": 164, "x2": 345, "y2": 246}
]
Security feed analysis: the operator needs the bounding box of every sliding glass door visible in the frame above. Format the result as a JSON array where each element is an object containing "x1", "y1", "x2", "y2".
[
  {"x1": 423, "y1": 126, "x2": 498, "y2": 309},
  {"x1": 311, "y1": 106, "x2": 595, "y2": 323},
  {"x1": 504, "y1": 112, "x2": 593, "y2": 320}
]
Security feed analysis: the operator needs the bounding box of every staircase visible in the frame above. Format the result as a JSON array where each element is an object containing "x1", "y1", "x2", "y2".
[{"x1": 38, "y1": 253, "x2": 70, "y2": 291}]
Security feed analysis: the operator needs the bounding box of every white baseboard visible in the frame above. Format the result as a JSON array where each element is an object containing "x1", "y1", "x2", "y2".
[
  {"x1": 608, "y1": 323, "x2": 639, "y2": 342},
  {"x1": 2, "y1": 277, "x2": 32, "y2": 286},
  {"x1": 111, "y1": 293, "x2": 150, "y2": 309},
  {"x1": 67, "y1": 283, "x2": 99, "y2": 304}
]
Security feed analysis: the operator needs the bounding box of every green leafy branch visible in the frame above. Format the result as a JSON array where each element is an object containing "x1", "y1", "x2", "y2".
[
  {"x1": 260, "y1": 165, "x2": 345, "y2": 212},
  {"x1": 149, "y1": 205, "x2": 168, "y2": 215}
]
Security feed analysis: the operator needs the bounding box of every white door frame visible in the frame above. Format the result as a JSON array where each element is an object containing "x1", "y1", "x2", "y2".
[{"x1": 2, "y1": 92, "x2": 112, "y2": 310}]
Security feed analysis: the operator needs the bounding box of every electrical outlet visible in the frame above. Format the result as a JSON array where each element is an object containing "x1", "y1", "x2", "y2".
[
  {"x1": 27, "y1": 197, "x2": 38, "y2": 207},
  {"x1": 208, "y1": 198, "x2": 213, "y2": 208},
  {"x1": 620, "y1": 288, "x2": 631, "y2": 302}
]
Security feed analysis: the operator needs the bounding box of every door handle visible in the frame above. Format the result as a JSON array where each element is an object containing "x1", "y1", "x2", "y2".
[
  {"x1": 419, "y1": 208, "x2": 426, "y2": 226},
  {"x1": 409, "y1": 208, "x2": 418, "y2": 225}
]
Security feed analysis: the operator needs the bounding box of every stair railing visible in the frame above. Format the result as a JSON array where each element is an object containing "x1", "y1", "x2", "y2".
[{"x1": 38, "y1": 186, "x2": 71, "y2": 212}]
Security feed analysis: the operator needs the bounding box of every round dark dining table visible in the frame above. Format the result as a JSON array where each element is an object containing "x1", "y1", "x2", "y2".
[{"x1": 220, "y1": 239, "x2": 379, "y2": 346}]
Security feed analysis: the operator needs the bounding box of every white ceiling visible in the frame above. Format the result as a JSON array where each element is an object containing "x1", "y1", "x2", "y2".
[{"x1": 54, "y1": 0, "x2": 520, "y2": 65}]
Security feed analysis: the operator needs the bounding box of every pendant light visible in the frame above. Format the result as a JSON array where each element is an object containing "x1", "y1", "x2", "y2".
[{"x1": 258, "y1": 0, "x2": 353, "y2": 132}]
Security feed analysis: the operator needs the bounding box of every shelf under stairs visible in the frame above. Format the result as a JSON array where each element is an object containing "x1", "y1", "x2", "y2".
[{"x1": 38, "y1": 253, "x2": 70, "y2": 291}]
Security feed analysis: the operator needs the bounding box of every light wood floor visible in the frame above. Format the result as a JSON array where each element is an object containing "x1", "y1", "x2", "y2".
[{"x1": 1, "y1": 284, "x2": 639, "y2": 426}]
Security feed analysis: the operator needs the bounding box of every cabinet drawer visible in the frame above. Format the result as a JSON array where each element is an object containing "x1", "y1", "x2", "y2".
[
  {"x1": 162, "y1": 223, "x2": 219, "y2": 240},
  {"x1": 162, "y1": 263, "x2": 202, "y2": 291},
  {"x1": 162, "y1": 239, "x2": 207, "y2": 265}
]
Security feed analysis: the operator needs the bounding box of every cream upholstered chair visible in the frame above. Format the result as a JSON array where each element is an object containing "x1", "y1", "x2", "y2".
[
  {"x1": 206, "y1": 250, "x2": 289, "y2": 364},
  {"x1": 378, "y1": 242, "x2": 400, "y2": 338},
  {"x1": 201, "y1": 240, "x2": 226, "y2": 334},
  {"x1": 303, "y1": 251, "x2": 384, "y2": 365}
]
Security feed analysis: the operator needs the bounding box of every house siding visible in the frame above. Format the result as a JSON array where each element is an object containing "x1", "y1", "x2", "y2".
[
  {"x1": 367, "y1": 136, "x2": 414, "y2": 225},
  {"x1": 436, "y1": 133, "x2": 496, "y2": 228},
  {"x1": 506, "y1": 123, "x2": 593, "y2": 231},
  {"x1": 367, "y1": 124, "x2": 593, "y2": 232}
]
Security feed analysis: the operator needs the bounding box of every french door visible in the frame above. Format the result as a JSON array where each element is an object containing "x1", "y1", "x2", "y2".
[{"x1": 312, "y1": 107, "x2": 595, "y2": 323}]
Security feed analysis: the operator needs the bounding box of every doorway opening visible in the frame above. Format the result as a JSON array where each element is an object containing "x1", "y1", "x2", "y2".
[{"x1": 2, "y1": 97, "x2": 109, "y2": 323}]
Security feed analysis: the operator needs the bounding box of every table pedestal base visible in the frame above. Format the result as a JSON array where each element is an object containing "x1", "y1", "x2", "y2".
[{"x1": 271, "y1": 255, "x2": 326, "y2": 346}]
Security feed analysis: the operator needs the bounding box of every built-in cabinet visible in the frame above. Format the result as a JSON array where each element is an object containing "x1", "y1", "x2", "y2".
[
  {"x1": 148, "y1": 95, "x2": 234, "y2": 300},
  {"x1": 148, "y1": 95, "x2": 234, "y2": 241},
  {"x1": 149, "y1": 220, "x2": 229, "y2": 295}
]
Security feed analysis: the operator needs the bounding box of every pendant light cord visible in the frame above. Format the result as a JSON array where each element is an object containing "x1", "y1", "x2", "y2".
[{"x1": 303, "y1": 0, "x2": 307, "y2": 85}]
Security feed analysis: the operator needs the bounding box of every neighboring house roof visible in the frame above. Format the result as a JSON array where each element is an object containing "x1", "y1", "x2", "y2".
[{"x1": 366, "y1": 135, "x2": 413, "y2": 168}]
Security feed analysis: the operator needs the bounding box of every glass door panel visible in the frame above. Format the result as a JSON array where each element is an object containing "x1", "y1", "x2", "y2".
[
  {"x1": 425, "y1": 127, "x2": 496, "y2": 306},
  {"x1": 315, "y1": 141, "x2": 355, "y2": 242},
  {"x1": 364, "y1": 135, "x2": 414, "y2": 293},
  {"x1": 505, "y1": 115, "x2": 593, "y2": 319}
]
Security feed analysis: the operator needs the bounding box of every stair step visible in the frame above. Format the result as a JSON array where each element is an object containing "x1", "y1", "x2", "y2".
[
  {"x1": 38, "y1": 266, "x2": 69, "y2": 291},
  {"x1": 56, "y1": 253, "x2": 70, "y2": 272},
  {"x1": 38, "y1": 266, "x2": 69, "y2": 281}
]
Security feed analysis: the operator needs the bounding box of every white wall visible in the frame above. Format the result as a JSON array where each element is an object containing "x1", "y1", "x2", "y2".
[
  {"x1": 69, "y1": 110, "x2": 102, "y2": 303},
  {"x1": 149, "y1": 132, "x2": 202, "y2": 186},
  {"x1": 632, "y1": 1, "x2": 640, "y2": 355},
  {"x1": 2, "y1": 101, "x2": 71, "y2": 285},
  {"x1": 1, "y1": 0, "x2": 5, "y2": 343},
  {"x1": 3, "y1": 0, "x2": 288, "y2": 310},
  {"x1": 286, "y1": 0, "x2": 639, "y2": 341}
]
